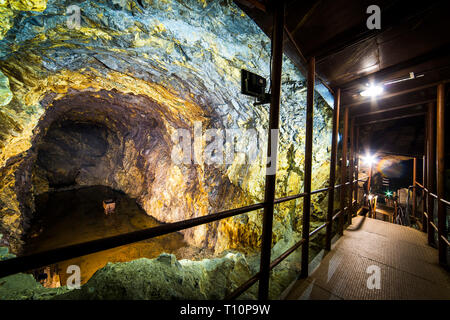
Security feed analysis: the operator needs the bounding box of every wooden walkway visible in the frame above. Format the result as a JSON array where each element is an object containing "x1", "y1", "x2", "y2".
[{"x1": 284, "y1": 216, "x2": 450, "y2": 300}]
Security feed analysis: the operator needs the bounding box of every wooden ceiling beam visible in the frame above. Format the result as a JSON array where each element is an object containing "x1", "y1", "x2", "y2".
[
  {"x1": 289, "y1": 0, "x2": 322, "y2": 36},
  {"x1": 310, "y1": 1, "x2": 442, "y2": 62},
  {"x1": 340, "y1": 42, "x2": 450, "y2": 90},
  {"x1": 346, "y1": 80, "x2": 449, "y2": 108},
  {"x1": 375, "y1": 150, "x2": 422, "y2": 158},
  {"x1": 357, "y1": 112, "x2": 425, "y2": 126},
  {"x1": 237, "y1": 0, "x2": 267, "y2": 12},
  {"x1": 352, "y1": 99, "x2": 435, "y2": 118}
]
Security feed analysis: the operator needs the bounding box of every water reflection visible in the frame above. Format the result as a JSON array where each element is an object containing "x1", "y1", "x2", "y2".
[{"x1": 25, "y1": 186, "x2": 187, "y2": 285}]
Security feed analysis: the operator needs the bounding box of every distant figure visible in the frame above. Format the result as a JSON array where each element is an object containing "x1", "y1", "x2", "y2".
[{"x1": 103, "y1": 199, "x2": 116, "y2": 215}]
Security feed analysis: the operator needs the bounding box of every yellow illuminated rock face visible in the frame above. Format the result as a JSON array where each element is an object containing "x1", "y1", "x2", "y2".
[
  {"x1": 0, "y1": 70, "x2": 12, "y2": 106},
  {"x1": 0, "y1": 159, "x2": 29, "y2": 252},
  {"x1": 0, "y1": 0, "x2": 48, "y2": 39},
  {"x1": 0, "y1": 7, "x2": 14, "y2": 40},
  {"x1": 0, "y1": 0, "x2": 333, "y2": 256},
  {"x1": 9, "y1": 0, "x2": 47, "y2": 11}
]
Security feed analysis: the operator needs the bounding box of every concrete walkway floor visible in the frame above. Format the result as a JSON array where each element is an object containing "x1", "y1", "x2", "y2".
[{"x1": 285, "y1": 216, "x2": 450, "y2": 300}]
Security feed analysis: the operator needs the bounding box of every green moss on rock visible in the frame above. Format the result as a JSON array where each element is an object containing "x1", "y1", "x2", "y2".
[
  {"x1": 0, "y1": 70, "x2": 12, "y2": 106},
  {"x1": 0, "y1": 252, "x2": 258, "y2": 300},
  {"x1": 60, "y1": 253, "x2": 255, "y2": 300}
]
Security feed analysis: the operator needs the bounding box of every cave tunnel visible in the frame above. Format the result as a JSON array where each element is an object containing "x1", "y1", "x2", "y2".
[
  {"x1": 24, "y1": 92, "x2": 192, "y2": 285},
  {"x1": 0, "y1": 0, "x2": 449, "y2": 304}
]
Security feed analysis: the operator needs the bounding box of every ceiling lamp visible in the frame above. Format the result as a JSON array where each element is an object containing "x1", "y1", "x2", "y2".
[
  {"x1": 362, "y1": 153, "x2": 377, "y2": 166},
  {"x1": 360, "y1": 84, "x2": 384, "y2": 97}
]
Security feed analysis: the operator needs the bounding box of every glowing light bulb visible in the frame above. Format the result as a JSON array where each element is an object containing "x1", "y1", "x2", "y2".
[
  {"x1": 362, "y1": 153, "x2": 377, "y2": 166},
  {"x1": 360, "y1": 84, "x2": 384, "y2": 97}
]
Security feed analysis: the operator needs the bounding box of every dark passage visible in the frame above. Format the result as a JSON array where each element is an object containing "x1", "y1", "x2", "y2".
[{"x1": 36, "y1": 120, "x2": 111, "y2": 188}]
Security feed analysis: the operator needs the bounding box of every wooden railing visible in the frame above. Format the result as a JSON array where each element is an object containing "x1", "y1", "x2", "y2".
[{"x1": 413, "y1": 181, "x2": 449, "y2": 265}]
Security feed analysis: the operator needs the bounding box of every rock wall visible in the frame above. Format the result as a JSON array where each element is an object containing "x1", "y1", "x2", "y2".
[{"x1": 0, "y1": 0, "x2": 333, "y2": 255}]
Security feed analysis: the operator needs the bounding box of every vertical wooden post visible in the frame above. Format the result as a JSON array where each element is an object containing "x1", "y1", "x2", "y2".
[
  {"x1": 422, "y1": 155, "x2": 427, "y2": 232},
  {"x1": 355, "y1": 126, "x2": 359, "y2": 208},
  {"x1": 427, "y1": 101, "x2": 435, "y2": 246},
  {"x1": 436, "y1": 83, "x2": 446, "y2": 266},
  {"x1": 394, "y1": 197, "x2": 398, "y2": 222},
  {"x1": 368, "y1": 164, "x2": 373, "y2": 217},
  {"x1": 300, "y1": 56, "x2": 315, "y2": 278},
  {"x1": 348, "y1": 117, "x2": 355, "y2": 224},
  {"x1": 339, "y1": 107, "x2": 349, "y2": 234},
  {"x1": 258, "y1": 0, "x2": 284, "y2": 300},
  {"x1": 412, "y1": 157, "x2": 417, "y2": 219},
  {"x1": 325, "y1": 89, "x2": 340, "y2": 251}
]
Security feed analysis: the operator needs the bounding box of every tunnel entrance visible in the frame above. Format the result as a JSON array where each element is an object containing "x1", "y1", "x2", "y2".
[
  {"x1": 25, "y1": 112, "x2": 190, "y2": 287},
  {"x1": 32, "y1": 118, "x2": 123, "y2": 191},
  {"x1": 24, "y1": 186, "x2": 187, "y2": 286}
]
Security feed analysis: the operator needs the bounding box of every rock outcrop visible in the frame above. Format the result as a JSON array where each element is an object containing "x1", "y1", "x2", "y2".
[
  {"x1": 0, "y1": 249, "x2": 305, "y2": 300},
  {"x1": 0, "y1": 253, "x2": 257, "y2": 300}
]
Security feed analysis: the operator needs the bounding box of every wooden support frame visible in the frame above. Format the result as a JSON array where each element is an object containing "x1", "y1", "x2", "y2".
[
  {"x1": 348, "y1": 117, "x2": 355, "y2": 223},
  {"x1": 325, "y1": 88, "x2": 341, "y2": 251},
  {"x1": 352, "y1": 99, "x2": 435, "y2": 118},
  {"x1": 355, "y1": 126, "x2": 360, "y2": 207},
  {"x1": 412, "y1": 157, "x2": 417, "y2": 219},
  {"x1": 300, "y1": 56, "x2": 315, "y2": 278},
  {"x1": 258, "y1": 0, "x2": 284, "y2": 300},
  {"x1": 356, "y1": 112, "x2": 426, "y2": 126},
  {"x1": 310, "y1": 2, "x2": 442, "y2": 63},
  {"x1": 347, "y1": 81, "x2": 448, "y2": 109},
  {"x1": 436, "y1": 82, "x2": 447, "y2": 266},
  {"x1": 339, "y1": 107, "x2": 349, "y2": 234},
  {"x1": 422, "y1": 155, "x2": 427, "y2": 232},
  {"x1": 426, "y1": 101, "x2": 436, "y2": 246},
  {"x1": 340, "y1": 45, "x2": 450, "y2": 91}
]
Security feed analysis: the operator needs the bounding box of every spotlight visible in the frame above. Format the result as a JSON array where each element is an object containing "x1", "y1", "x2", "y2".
[
  {"x1": 360, "y1": 84, "x2": 384, "y2": 97},
  {"x1": 362, "y1": 153, "x2": 377, "y2": 166}
]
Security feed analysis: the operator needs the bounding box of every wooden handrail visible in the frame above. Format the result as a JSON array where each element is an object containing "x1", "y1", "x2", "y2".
[
  {"x1": 0, "y1": 202, "x2": 265, "y2": 278},
  {"x1": 227, "y1": 221, "x2": 326, "y2": 300}
]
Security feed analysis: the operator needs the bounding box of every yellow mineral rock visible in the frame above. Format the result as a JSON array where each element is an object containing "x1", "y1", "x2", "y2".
[
  {"x1": 0, "y1": 6, "x2": 14, "y2": 39},
  {"x1": 9, "y1": 0, "x2": 47, "y2": 12},
  {"x1": 0, "y1": 70, "x2": 12, "y2": 106}
]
